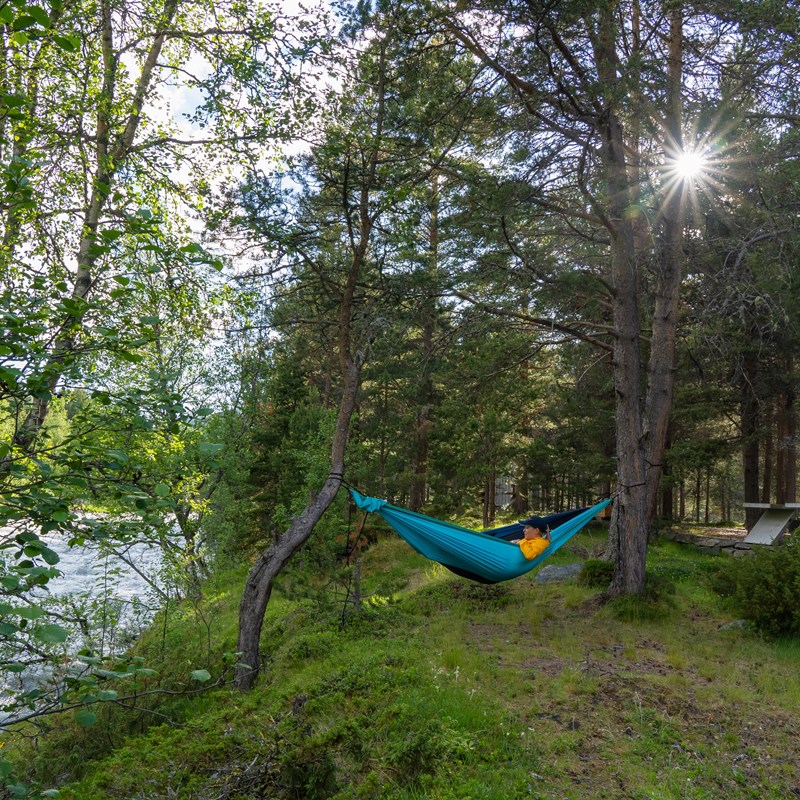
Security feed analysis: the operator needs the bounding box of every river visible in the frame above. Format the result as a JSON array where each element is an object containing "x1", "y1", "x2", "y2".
[{"x1": 1, "y1": 526, "x2": 170, "y2": 721}]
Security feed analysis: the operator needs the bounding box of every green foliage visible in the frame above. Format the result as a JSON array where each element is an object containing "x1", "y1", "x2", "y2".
[
  {"x1": 3, "y1": 536, "x2": 799, "y2": 800},
  {"x1": 382, "y1": 703, "x2": 474, "y2": 782},
  {"x1": 608, "y1": 571, "x2": 678, "y2": 623},
  {"x1": 578, "y1": 558, "x2": 614, "y2": 588},
  {"x1": 709, "y1": 543, "x2": 800, "y2": 637}
]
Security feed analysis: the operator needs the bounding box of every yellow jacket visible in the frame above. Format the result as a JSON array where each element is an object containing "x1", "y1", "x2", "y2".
[{"x1": 519, "y1": 536, "x2": 549, "y2": 561}]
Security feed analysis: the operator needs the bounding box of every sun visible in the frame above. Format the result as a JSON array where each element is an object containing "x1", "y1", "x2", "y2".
[{"x1": 673, "y1": 149, "x2": 707, "y2": 180}]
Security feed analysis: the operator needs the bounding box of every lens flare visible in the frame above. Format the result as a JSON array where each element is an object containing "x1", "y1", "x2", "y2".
[{"x1": 674, "y1": 149, "x2": 706, "y2": 179}]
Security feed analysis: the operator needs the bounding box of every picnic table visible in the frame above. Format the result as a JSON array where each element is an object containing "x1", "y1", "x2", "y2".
[{"x1": 743, "y1": 503, "x2": 800, "y2": 544}]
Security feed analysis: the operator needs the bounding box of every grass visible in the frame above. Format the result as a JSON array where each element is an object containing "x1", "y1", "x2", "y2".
[{"x1": 6, "y1": 525, "x2": 800, "y2": 800}]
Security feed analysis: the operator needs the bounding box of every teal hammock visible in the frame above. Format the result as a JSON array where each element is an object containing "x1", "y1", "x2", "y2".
[{"x1": 349, "y1": 489, "x2": 612, "y2": 584}]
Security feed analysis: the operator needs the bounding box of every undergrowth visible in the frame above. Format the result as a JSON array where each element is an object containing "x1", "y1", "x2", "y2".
[
  {"x1": 709, "y1": 540, "x2": 800, "y2": 637},
  {"x1": 6, "y1": 528, "x2": 800, "y2": 800}
]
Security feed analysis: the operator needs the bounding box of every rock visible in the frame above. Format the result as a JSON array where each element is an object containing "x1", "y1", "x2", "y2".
[{"x1": 534, "y1": 563, "x2": 583, "y2": 584}]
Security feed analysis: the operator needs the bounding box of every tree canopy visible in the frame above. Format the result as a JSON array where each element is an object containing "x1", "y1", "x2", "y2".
[{"x1": 2, "y1": 0, "x2": 800, "y2": 789}]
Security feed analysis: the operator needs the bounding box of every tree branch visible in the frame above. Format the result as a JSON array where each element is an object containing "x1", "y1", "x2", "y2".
[{"x1": 450, "y1": 289, "x2": 615, "y2": 352}]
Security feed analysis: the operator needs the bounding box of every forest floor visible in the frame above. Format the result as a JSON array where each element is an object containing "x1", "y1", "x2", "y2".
[{"x1": 10, "y1": 525, "x2": 800, "y2": 800}]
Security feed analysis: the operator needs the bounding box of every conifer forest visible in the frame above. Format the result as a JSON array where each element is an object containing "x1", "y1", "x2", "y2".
[{"x1": 1, "y1": 1, "x2": 800, "y2": 797}]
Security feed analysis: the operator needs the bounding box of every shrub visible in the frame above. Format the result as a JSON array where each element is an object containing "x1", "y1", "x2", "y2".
[
  {"x1": 579, "y1": 559, "x2": 614, "y2": 588},
  {"x1": 709, "y1": 542, "x2": 800, "y2": 637},
  {"x1": 383, "y1": 706, "x2": 473, "y2": 783}
]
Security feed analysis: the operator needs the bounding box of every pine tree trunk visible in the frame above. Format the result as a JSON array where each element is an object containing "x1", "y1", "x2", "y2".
[
  {"x1": 410, "y1": 173, "x2": 440, "y2": 511},
  {"x1": 762, "y1": 402, "x2": 773, "y2": 504},
  {"x1": 234, "y1": 40, "x2": 390, "y2": 688},
  {"x1": 644, "y1": 8, "x2": 683, "y2": 528},
  {"x1": 741, "y1": 347, "x2": 761, "y2": 530},
  {"x1": 596, "y1": 4, "x2": 648, "y2": 596},
  {"x1": 235, "y1": 350, "x2": 361, "y2": 689},
  {"x1": 786, "y1": 378, "x2": 797, "y2": 503},
  {"x1": 776, "y1": 394, "x2": 787, "y2": 505},
  {"x1": 694, "y1": 469, "x2": 701, "y2": 523}
]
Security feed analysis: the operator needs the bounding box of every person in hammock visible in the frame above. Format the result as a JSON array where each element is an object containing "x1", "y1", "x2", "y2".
[{"x1": 513, "y1": 516, "x2": 551, "y2": 560}]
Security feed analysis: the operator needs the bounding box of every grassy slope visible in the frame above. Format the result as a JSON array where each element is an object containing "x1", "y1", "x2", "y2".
[{"x1": 19, "y1": 525, "x2": 800, "y2": 800}]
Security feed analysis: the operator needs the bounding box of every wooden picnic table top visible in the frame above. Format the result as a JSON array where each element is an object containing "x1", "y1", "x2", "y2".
[{"x1": 743, "y1": 503, "x2": 800, "y2": 509}]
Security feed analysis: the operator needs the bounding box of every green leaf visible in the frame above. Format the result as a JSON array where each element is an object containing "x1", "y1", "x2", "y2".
[
  {"x1": 0, "y1": 7, "x2": 14, "y2": 23},
  {"x1": 0, "y1": 759, "x2": 12, "y2": 779},
  {"x1": 40, "y1": 546, "x2": 60, "y2": 565},
  {"x1": 6, "y1": 662, "x2": 26, "y2": 673},
  {"x1": 0, "y1": 622, "x2": 19, "y2": 635},
  {"x1": 97, "y1": 689, "x2": 118, "y2": 701},
  {"x1": 33, "y1": 623, "x2": 69, "y2": 644},
  {"x1": 59, "y1": 297, "x2": 89, "y2": 316},
  {"x1": 0, "y1": 365, "x2": 20, "y2": 388},
  {"x1": 154, "y1": 483, "x2": 170, "y2": 497},
  {"x1": 117, "y1": 350, "x2": 144, "y2": 363},
  {"x1": 53, "y1": 33, "x2": 77, "y2": 50},
  {"x1": 24, "y1": 5, "x2": 50, "y2": 26},
  {"x1": 17, "y1": 604, "x2": 45, "y2": 620},
  {"x1": 195, "y1": 407, "x2": 214, "y2": 417},
  {"x1": 12, "y1": 13, "x2": 37, "y2": 30},
  {"x1": 199, "y1": 443, "x2": 224, "y2": 457},
  {"x1": 75, "y1": 708, "x2": 97, "y2": 726},
  {"x1": 139, "y1": 315, "x2": 159, "y2": 325},
  {"x1": 0, "y1": 92, "x2": 26, "y2": 108},
  {"x1": 51, "y1": 510, "x2": 68, "y2": 523},
  {"x1": 94, "y1": 668, "x2": 120, "y2": 678},
  {"x1": 190, "y1": 669, "x2": 211, "y2": 682}
]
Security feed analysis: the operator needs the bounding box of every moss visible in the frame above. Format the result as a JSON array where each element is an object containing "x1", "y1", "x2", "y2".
[{"x1": 8, "y1": 536, "x2": 800, "y2": 800}]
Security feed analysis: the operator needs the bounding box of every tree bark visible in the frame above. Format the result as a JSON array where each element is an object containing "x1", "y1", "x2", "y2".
[
  {"x1": 235, "y1": 470, "x2": 351, "y2": 688},
  {"x1": 762, "y1": 401, "x2": 773, "y2": 504},
  {"x1": 234, "y1": 33, "x2": 390, "y2": 690},
  {"x1": 741, "y1": 347, "x2": 761, "y2": 530},
  {"x1": 410, "y1": 173, "x2": 440, "y2": 511},
  {"x1": 644, "y1": 8, "x2": 683, "y2": 527},
  {"x1": 786, "y1": 375, "x2": 797, "y2": 503},
  {"x1": 235, "y1": 317, "x2": 362, "y2": 690},
  {"x1": 776, "y1": 394, "x2": 787, "y2": 505},
  {"x1": 594, "y1": 5, "x2": 648, "y2": 595}
]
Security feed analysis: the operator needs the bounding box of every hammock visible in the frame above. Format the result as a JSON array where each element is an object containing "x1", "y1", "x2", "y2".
[{"x1": 349, "y1": 489, "x2": 612, "y2": 584}]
